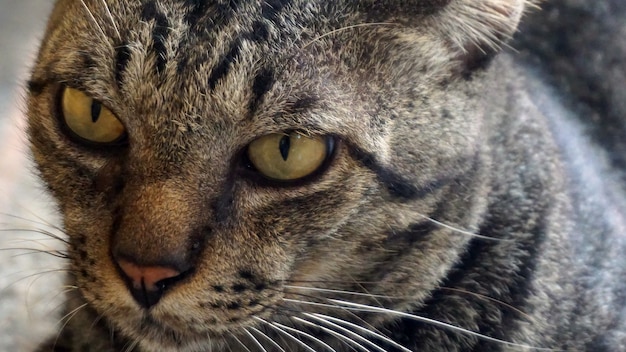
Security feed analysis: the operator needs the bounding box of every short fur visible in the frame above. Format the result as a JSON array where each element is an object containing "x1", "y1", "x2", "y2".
[{"x1": 25, "y1": 0, "x2": 626, "y2": 351}]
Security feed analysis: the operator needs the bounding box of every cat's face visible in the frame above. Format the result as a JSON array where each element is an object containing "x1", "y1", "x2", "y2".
[{"x1": 27, "y1": 0, "x2": 527, "y2": 350}]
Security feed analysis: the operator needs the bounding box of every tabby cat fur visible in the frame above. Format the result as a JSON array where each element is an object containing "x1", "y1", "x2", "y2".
[{"x1": 25, "y1": 0, "x2": 626, "y2": 351}]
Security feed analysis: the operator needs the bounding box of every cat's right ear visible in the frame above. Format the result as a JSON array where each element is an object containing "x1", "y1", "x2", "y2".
[{"x1": 356, "y1": 0, "x2": 531, "y2": 54}]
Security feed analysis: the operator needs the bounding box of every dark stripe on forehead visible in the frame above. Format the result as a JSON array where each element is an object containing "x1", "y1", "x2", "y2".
[
  {"x1": 115, "y1": 45, "x2": 132, "y2": 87},
  {"x1": 182, "y1": 0, "x2": 239, "y2": 29},
  {"x1": 208, "y1": 38, "x2": 243, "y2": 90},
  {"x1": 249, "y1": 68, "x2": 275, "y2": 113},
  {"x1": 141, "y1": 1, "x2": 171, "y2": 74},
  {"x1": 285, "y1": 96, "x2": 319, "y2": 114},
  {"x1": 204, "y1": 0, "x2": 292, "y2": 90},
  {"x1": 176, "y1": 0, "x2": 240, "y2": 74}
]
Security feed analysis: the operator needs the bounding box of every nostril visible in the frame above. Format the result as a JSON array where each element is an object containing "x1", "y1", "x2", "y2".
[
  {"x1": 117, "y1": 259, "x2": 181, "y2": 291},
  {"x1": 116, "y1": 259, "x2": 184, "y2": 309}
]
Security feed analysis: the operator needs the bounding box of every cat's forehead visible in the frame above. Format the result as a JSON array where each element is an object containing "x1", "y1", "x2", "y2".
[
  {"x1": 42, "y1": 1, "x2": 334, "y2": 87},
  {"x1": 37, "y1": 0, "x2": 360, "y2": 130},
  {"x1": 29, "y1": 0, "x2": 392, "y2": 166}
]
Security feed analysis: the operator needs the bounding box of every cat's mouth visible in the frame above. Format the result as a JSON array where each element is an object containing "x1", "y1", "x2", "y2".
[{"x1": 108, "y1": 287, "x2": 283, "y2": 343}]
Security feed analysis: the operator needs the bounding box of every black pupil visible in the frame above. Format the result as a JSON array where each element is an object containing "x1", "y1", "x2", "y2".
[
  {"x1": 91, "y1": 100, "x2": 102, "y2": 123},
  {"x1": 279, "y1": 135, "x2": 290, "y2": 161}
]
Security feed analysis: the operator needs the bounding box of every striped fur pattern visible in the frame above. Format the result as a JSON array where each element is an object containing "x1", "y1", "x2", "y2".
[{"x1": 25, "y1": 0, "x2": 626, "y2": 351}]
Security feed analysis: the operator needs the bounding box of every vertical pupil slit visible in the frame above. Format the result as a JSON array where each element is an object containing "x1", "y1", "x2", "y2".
[
  {"x1": 91, "y1": 100, "x2": 102, "y2": 123},
  {"x1": 279, "y1": 135, "x2": 290, "y2": 161}
]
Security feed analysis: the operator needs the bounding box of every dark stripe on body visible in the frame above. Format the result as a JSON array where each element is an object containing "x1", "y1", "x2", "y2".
[
  {"x1": 249, "y1": 20, "x2": 270, "y2": 42},
  {"x1": 350, "y1": 146, "x2": 463, "y2": 201},
  {"x1": 384, "y1": 193, "x2": 549, "y2": 350},
  {"x1": 472, "y1": 210, "x2": 547, "y2": 349},
  {"x1": 363, "y1": 0, "x2": 450, "y2": 22},
  {"x1": 383, "y1": 199, "x2": 449, "y2": 248},
  {"x1": 212, "y1": 178, "x2": 236, "y2": 225},
  {"x1": 382, "y1": 220, "x2": 439, "y2": 256},
  {"x1": 261, "y1": 0, "x2": 290, "y2": 22}
]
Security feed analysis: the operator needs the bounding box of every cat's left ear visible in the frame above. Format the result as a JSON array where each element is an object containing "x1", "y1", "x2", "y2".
[{"x1": 358, "y1": 0, "x2": 531, "y2": 53}]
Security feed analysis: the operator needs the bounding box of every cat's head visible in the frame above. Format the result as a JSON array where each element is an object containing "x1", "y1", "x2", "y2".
[{"x1": 27, "y1": 0, "x2": 530, "y2": 350}]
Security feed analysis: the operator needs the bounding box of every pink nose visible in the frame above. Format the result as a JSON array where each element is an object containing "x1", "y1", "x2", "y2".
[{"x1": 116, "y1": 259, "x2": 182, "y2": 308}]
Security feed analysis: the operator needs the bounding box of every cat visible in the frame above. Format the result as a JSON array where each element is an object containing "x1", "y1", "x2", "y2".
[{"x1": 22, "y1": 0, "x2": 626, "y2": 351}]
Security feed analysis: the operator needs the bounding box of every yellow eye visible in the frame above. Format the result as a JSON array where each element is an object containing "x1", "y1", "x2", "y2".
[
  {"x1": 247, "y1": 132, "x2": 331, "y2": 181},
  {"x1": 61, "y1": 87, "x2": 125, "y2": 144}
]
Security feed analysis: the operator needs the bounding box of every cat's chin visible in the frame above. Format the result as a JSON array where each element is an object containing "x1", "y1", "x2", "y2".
[
  {"x1": 106, "y1": 301, "x2": 278, "y2": 352},
  {"x1": 133, "y1": 331, "x2": 225, "y2": 352},
  {"x1": 117, "y1": 314, "x2": 247, "y2": 352}
]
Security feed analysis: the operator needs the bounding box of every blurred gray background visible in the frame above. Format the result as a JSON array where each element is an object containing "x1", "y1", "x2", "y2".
[
  {"x1": 0, "y1": 1, "x2": 64, "y2": 351},
  {"x1": 0, "y1": 1, "x2": 623, "y2": 351}
]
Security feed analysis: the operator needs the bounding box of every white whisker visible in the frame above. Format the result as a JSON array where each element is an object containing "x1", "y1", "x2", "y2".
[
  {"x1": 350, "y1": 276, "x2": 386, "y2": 308},
  {"x1": 416, "y1": 212, "x2": 511, "y2": 242},
  {"x1": 56, "y1": 303, "x2": 89, "y2": 327},
  {"x1": 328, "y1": 299, "x2": 559, "y2": 351},
  {"x1": 99, "y1": 0, "x2": 121, "y2": 40},
  {"x1": 440, "y1": 287, "x2": 532, "y2": 320},
  {"x1": 278, "y1": 320, "x2": 337, "y2": 352},
  {"x1": 5, "y1": 248, "x2": 68, "y2": 259},
  {"x1": 284, "y1": 297, "x2": 341, "y2": 310},
  {"x1": 311, "y1": 313, "x2": 412, "y2": 352},
  {"x1": 79, "y1": 0, "x2": 109, "y2": 43},
  {"x1": 244, "y1": 328, "x2": 268, "y2": 352},
  {"x1": 1, "y1": 227, "x2": 68, "y2": 244},
  {"x1": 122, "y1": 338, "x2": 140, "y2": 352},
  {"x1": 284, "y1": 297, "x2": 409, "y2": 350},
  {"x1": 287, "y1": 283, "x2": 534, "y2": 321},
  {"x1": 253, "y1": 317, "x2": 317, "y2": 352},
  {"x1": 0, "y1": 206, "x2": 65, "y2": 235},
  {"x1": 285, "y1": 285, "x2": 390, "y2": 300},
  {"x1": 302, "y1": 313, "x2": 387, "y2": 352},
  {"x1": 2, "y1": 268, "x2": 71, "y2": 295},
  {"x1": 54, "y1": 302, "x2": 89, "y2": 350},
  {"x1": 302, "y1": 23, "x2": 398, "y2": 49},
  {"x1": 292, "y1": 316, "x2": 368, "y2": 352},
  {"x1": 225, "y1": 341, "x2": 235, "y2": 352},
  {"x1": 230, "y1": 332, "x2": 252, "y2": 352},
  {"x1": 0, "y1": 212, "x2": 65, "y2": 235},
  {"x1": 248, "y1": 327, "x2": 286, "y2": 352}
]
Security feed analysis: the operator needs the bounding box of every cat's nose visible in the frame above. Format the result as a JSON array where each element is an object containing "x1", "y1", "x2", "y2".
[{"x1": 115, "y1": 258, "x2": 184, "y2": 309}]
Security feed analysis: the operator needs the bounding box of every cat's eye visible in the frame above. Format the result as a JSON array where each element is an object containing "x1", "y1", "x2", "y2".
[
  {"x1": 247, "y1": 132, "x2": 332, "y2": 181},
  {"x1": 60, "y1": 87, "x2": 125, "y2": 144}
]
